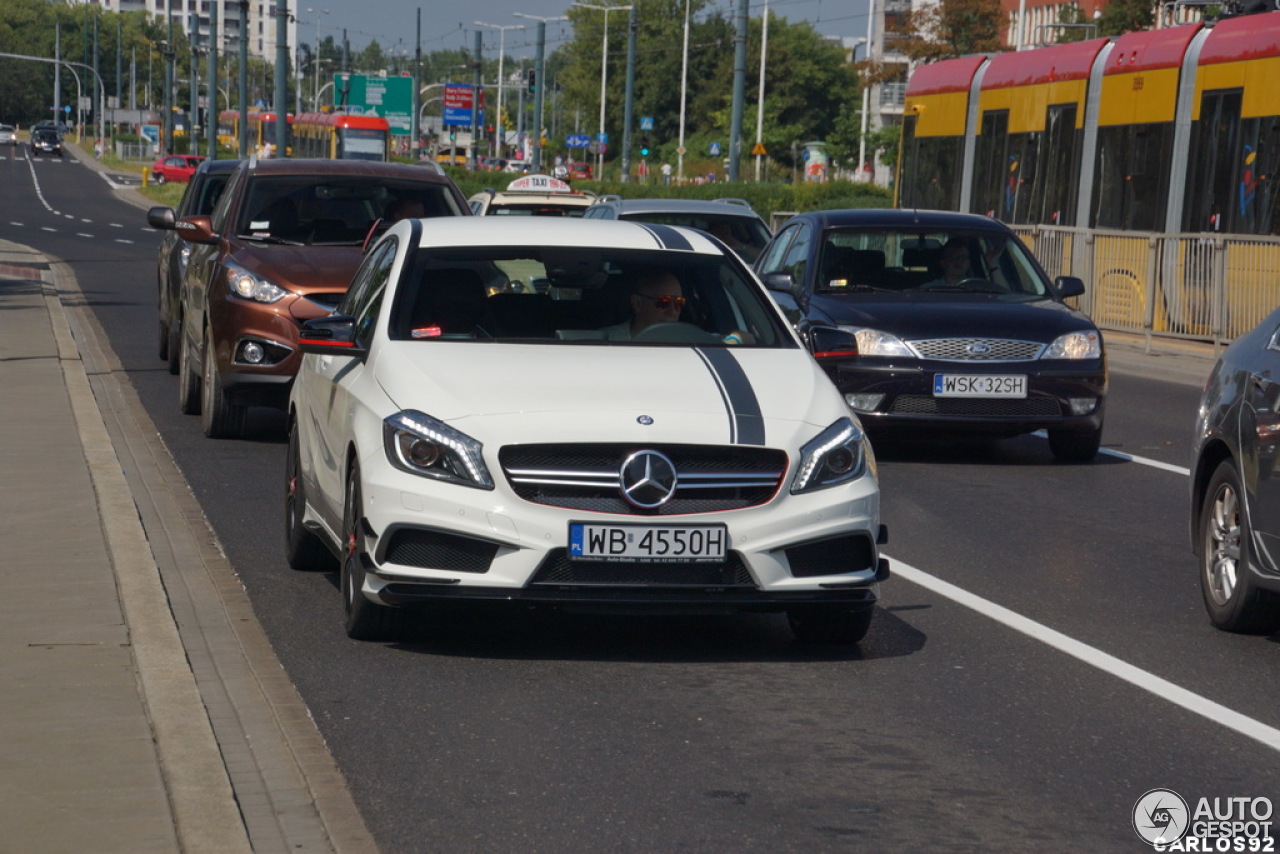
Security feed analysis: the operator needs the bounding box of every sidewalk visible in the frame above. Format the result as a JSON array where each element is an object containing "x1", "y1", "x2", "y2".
[{"x1": 1, "y1": 144, "x2": 377, "y2": 852}]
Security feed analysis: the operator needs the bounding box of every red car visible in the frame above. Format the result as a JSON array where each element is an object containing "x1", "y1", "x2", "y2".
[
  {"x1": 567, "y1": 161, "x2": 593, "y2": 180},
  {"x1": 150, "y1": 154, "x2": 205, "y2": 185}
]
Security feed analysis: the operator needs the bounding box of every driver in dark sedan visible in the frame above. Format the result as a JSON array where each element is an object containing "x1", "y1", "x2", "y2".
[{"x1": 921, "y1": 238, "x2": 975, "y2": 289}]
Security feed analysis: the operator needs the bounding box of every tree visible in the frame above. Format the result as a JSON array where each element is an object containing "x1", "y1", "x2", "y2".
[
  {"x1": 1097, "y1": 0, "x2": 1158, "y2": 36},
  {"x1": 895, "y1": 0, "x2": 1006, "y2": 62}
]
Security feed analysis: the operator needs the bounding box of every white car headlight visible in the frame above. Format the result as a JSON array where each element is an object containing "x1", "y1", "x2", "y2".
[
  {"x1": 1044, "y1": 330, "x2": 1102, "y2": 360},
  {"x1": 840, "y1": 326, "x2": 914, "y2": 358},
  {"x1": 383, "y1": 410, "x2": 494, "y2": 490},
  {"x1": 225, "y1": 262, "x2": 288, "y2": 303},
  {"x1": 791, "y1": 418, "x2": 868, "y2": 494}
]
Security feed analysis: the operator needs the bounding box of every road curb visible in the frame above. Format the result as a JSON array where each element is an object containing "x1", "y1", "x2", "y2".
[{"x1": 41, "y1": 267, "x2": 253, "y2": 851}]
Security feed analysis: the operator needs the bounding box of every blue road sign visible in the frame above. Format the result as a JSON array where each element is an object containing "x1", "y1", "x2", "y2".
[
  {"x1": 709, "y1": 141, "x2": 721, "y2": 156},
  {"x1": 566, "y1": 134, "x2": 591, "y2": 148},
  {"x1": 640, "y1": 116, "x2": 654, "y2": 131}
]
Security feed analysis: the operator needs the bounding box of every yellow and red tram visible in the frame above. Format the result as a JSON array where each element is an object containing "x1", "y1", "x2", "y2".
[
  {"x1": 899, "y1": 11, "x2": 1280, "y2": 236},
  {"x1": 291, "y1": 112, "x2": 391, "y2": 161}
]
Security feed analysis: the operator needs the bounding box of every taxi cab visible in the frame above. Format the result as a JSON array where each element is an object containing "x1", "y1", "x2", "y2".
[{"x1": 468, "y1": 174, "x2": 596, "y2": 217}]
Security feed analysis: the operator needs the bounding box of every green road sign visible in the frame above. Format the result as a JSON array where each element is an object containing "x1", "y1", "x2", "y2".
[{"x1": 337, "y1": 73, "x2": 414, "y2": 137}]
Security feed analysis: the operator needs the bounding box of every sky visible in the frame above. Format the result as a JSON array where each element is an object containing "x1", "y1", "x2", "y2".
[{"x1": 311, "y1": 0, "x2": 874, "y2": 61}]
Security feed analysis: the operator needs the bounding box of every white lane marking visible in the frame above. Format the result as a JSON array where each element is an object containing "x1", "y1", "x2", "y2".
[
  {"x1": 110, "y1": 223, "x2": 124, "y2": 228},
  {"x1": 41, "y1": 227, "x2": 57, "y2": 232},
  {"x1": 9, "y1": 222, "x2": 23, "y2": 227},
  {"x1": 76, "y1": 233, "x2": 94, "y2": 238},
  {"x1": 1032, "y1": 430, "x2": 1191, "y2": 476},
  {"x1": 113, "y1": 239, "x2": 134, "y2": 245},
  {"x1": 888, "y1": 556, "x2": 1280, "y2": 752}
]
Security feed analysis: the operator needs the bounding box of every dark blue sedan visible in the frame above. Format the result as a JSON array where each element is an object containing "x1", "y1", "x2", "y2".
[{"x1": 754, "y1": 209, "x2": 1107, "y2": 461}]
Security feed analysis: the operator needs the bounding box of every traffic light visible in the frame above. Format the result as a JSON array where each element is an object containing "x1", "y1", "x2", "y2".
[
  {"x1": 640, "y1": 134, "x2": 651, "y2": 157},
  {"x1": 526, "y1": 68, "x2": 537, "y2": 94}
]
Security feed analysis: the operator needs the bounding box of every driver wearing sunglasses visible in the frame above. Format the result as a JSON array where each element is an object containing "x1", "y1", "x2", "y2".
[{"x1": 601, "y1": 267, "x2": 753, "y2": 344}]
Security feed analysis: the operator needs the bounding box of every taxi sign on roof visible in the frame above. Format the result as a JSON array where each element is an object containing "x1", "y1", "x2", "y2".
[{"x1": 506, "y1": 174, "x2": 572, "y2": 193}]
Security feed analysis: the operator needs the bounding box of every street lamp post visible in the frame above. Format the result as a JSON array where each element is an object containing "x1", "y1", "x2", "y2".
[
  {"x1": 512, "y1": 13, "x2": 567, "y2": 174},
  {"x1": 307, "y1": 8, "x2": 329, "y2": 112},
  {"x1": 573, "y1": 3, "x2": 631, "y2": 181},
  {"x1": 475, "y1": 22, "x2": 524, "y2": 160},
  {"x1": 860, "y1": 0, "x2": 876, "y2": 183}
]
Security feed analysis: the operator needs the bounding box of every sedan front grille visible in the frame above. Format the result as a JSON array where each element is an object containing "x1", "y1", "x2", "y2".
[
  {"x1": 909, "y1": 338, "x2": 1045, "y2": 361},
  {"x1": 890, "y1": 395, "x2": 1063, "y2": 417},
  {"x1": 499, "y1": 444, "x2": 787, "y2": 516}
]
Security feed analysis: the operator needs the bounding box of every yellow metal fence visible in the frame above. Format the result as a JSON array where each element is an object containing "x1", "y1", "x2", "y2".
[{"x1": 1012, "y1": 225, "x2": 1280, "y2": 348}]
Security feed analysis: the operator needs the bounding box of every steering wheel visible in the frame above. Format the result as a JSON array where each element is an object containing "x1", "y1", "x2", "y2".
[
  {"x1": 953, "y1": 277, "x2": 1004, "y2": 293},
  {"x1": 631, "y1": 321, "x2": 719, "y2": 344}
]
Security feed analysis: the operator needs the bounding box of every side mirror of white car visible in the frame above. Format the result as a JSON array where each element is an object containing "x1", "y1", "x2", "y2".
[{"x1": 298, "y1": 315, "x2": 368, "y2": 359}]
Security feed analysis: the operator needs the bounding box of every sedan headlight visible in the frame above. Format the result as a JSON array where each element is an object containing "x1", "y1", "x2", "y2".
[
  {"x1": 791, "y1": 418, "x2": 868, "y2": 494},
  {"x1": 839, "y1": 326, "x2": 914, "y2": 358},
  {"x1": 383, "y1": 410, "x2": 494, "y2": 490},
  {"x1": 225, "y1": 261, "x2": 288, "y2": 304},
  {"x1": 1044, "y1": 330, "x2": 1102, "y2": 360}
]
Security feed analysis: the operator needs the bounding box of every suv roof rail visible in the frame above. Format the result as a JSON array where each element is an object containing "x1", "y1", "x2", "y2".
[{"x1": 714, "y1": 197, "x2": 753, "y2": 208}]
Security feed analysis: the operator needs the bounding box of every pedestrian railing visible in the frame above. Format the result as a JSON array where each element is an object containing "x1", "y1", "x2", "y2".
[{"x1": 1012, "y1": 224, "x2": 1280, "y2": 349}]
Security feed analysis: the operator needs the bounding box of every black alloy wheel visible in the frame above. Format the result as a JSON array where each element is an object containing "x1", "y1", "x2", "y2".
[
  {"x1": 341, "y1": 462, "x2": 404, "y2": 641},
  {"x1": 284, "y1": 419, "x2": 334, "y2": 571}
]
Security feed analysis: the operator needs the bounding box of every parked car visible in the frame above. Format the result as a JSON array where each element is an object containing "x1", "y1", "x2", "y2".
[
  {"x1": 176, "y1": 157, "x2": 470, "y2": 439},
  {"x1": 30, "y1": 128, "x2": 62, "y2": 158},
  {"x1": 287, "y1": 217, "x2": 886, "y2": 643},
  {"x1": 567, "y1": 161, "x2": 593, "y2": 180},
  {"x1": 584, "y1": 197, "x2": 772, "y2": 263},
  {"x1": 150, "y1": 154, "x2": 205, "y2": 184},
  {"x1": 755, "y1": 208, "x2": 1107, "y2": 461},
  {"x1": 147, "y1": 159, "x2": 241, "y2": 374},
  {"x1": 0, "y1": 124, "x2": 16, "y2": 146},
  {"x1": 468, "y1": 174, "x2": 596, "y2": 217},
  {"x1": 1190, "y1": 307, "x2": 1280, "y2": 633}
]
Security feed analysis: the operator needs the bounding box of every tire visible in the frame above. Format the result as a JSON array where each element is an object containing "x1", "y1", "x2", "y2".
[
  {"x1": 177, "y1": 318, "x2": 201, "y2": 415},
  {"x1": 153, "y1": 172, "x2": 166, "y2": 185},
  {"x1": 285, "y1": 419, "x2": 334, "y2": 571},
  {"x1": 165, "y1": 311, "x2": 182, "y2": 375},
  {"x1": 158, "y1": 315, "x2": 169, "y2": 362},
  {"x1": 1048, "y1": 424, "x2": 1102, "y2": 462},
  {"x1": 1199, "y1": 459, "x2": 1280, "y2": 633},
  {"x1": 199, "y1": 332, "x2": 246, "y2": 439},
  {"x1": 787, "y1": 605, "x2": 874, "y2": 645},
  {"x1": 341, "y1": 462, "x2": 403, "y2": 641}
]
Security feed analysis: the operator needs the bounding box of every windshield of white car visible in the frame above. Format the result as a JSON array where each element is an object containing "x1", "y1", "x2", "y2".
[
  {"x1": 817, "y1": 229, "x2": 1052, "y2": 298},
  {"x1": 387, "y1": 247, "x2": 793, "y2": 348}
]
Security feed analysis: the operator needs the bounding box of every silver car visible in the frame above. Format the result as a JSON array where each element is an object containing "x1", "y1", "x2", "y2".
[{"x1": 0, "y1": 125, "x2": 15, "y2": 146}]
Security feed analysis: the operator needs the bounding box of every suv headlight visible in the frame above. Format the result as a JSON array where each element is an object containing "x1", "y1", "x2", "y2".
[
  {"x1": 791, "y1": 417, "x2": 868, "y2": 494},
  {"x1": 1044, "y1": 330, "x2": 1101, "y2": 360},
  {"x1": 840, "y1": 326, "x2": 913, "y2": 358},
  {"x1": 383, "y1": 410, "x2": 494, "y2": 490},
  {"x1": 225, "y1": 261, "x2": 288, "y2": 304}
]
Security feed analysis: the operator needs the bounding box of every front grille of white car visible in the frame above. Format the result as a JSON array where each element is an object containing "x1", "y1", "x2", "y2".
[
  {"x1": 499, "y1": 444, "x2": 787, "y2": 515},
  {"x1": 529, "y1": 550, "x2": 756, "y2": 588}
]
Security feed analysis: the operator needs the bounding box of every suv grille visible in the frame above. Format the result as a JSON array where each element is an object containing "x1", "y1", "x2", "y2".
[
  {"x1": 499, "y1": 444, "x2": 787, "y2": 516},
  {"x1": 909, "y1": 338, "x2": 1044, "y2": 361}
]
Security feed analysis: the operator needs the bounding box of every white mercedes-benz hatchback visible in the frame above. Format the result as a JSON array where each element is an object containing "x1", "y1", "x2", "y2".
[{"x1": 287, "y1": 217, "x2": 887, "y2": 643}]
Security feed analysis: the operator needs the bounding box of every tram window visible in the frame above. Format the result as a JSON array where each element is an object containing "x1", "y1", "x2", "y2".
[
  {"x1": 974, "y1": 111, "x2": 1010, "y2": 219},
  {"x1": 1037, "y1": 104, "x2": 1080, "y2": 227},
  {"x1": 1185, "y1": 90, "x2": 1242, "y2": 233},
  {"x1": 1094, "y1": 123, "x2": 1173, "y2": 232}
]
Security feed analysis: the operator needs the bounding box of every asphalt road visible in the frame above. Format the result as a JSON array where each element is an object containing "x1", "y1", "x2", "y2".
[{"x1": 6, "y1": 145, "x2": 1277, "y2": 852}]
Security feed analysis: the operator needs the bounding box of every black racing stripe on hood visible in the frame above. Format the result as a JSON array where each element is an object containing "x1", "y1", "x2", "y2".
[
  {"x1": 636, "y1": 222, "x2": 695, "y2": 251},
  {"x1": 694, "y1": 347, "x2": 765, "y2": 446}
]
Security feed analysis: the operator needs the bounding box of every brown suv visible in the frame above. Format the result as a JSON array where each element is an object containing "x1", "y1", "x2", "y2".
[{"x1": 177, "y1": 158, "x2": 469, "y2": 438}]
